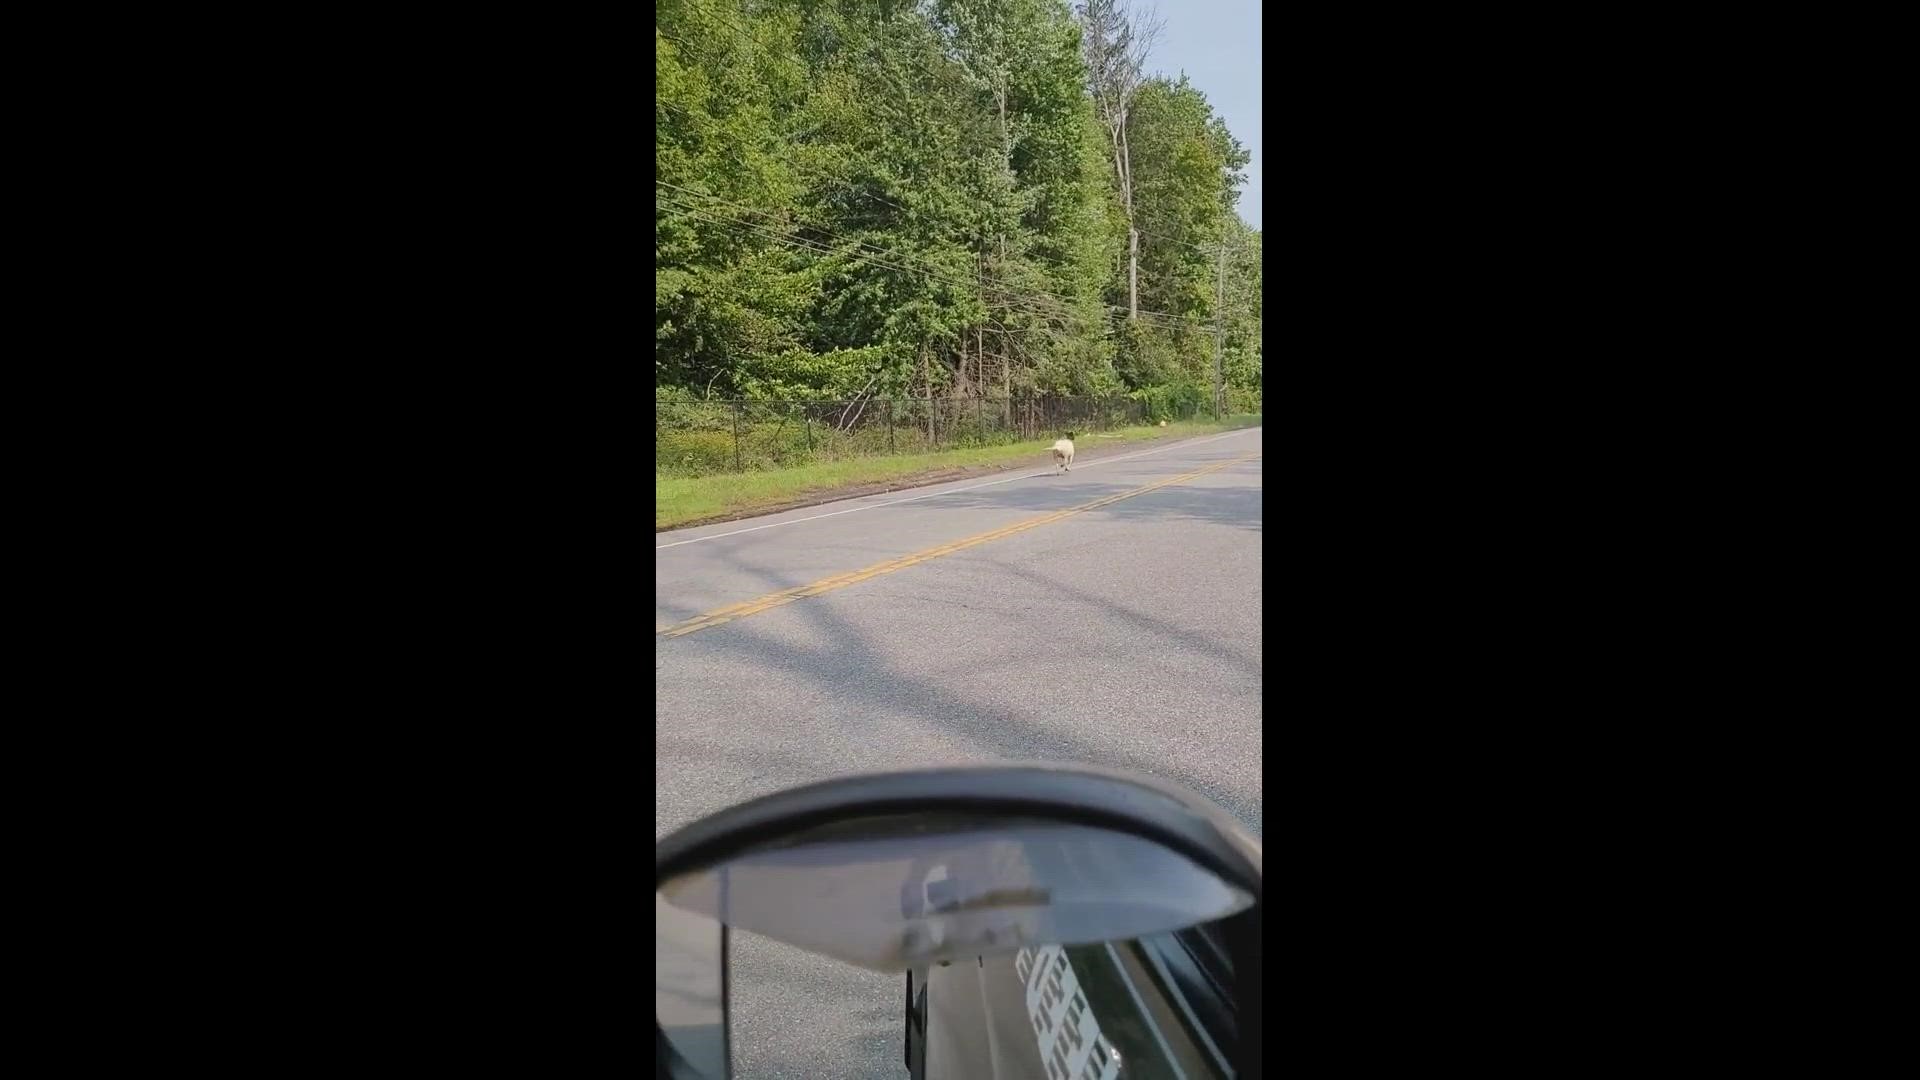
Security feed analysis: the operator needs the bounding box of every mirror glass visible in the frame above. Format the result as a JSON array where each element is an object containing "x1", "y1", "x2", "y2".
[
  {"x1": 657, "y1": 814, "x2": 1252, "y2": 973},
  {"x1": 658, "y1": 812, "x2": 1255, "y2": 1078}
]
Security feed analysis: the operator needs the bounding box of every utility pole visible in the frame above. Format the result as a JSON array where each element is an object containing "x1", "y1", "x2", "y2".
[{"x1": 1212, "y1": 238, "x2": 1228, "y2": 416}]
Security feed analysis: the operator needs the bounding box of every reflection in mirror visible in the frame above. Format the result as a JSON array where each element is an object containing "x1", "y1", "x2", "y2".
[
  {"x1": 655, "y1": 892, "x2": 726, "y2": 1078},
  {"x1": 917, "y1": 917, "x2": 1241, "y2": 1079},
  {"x1": 657, "y1": 814, "x2": 1251, "y2": 973}
]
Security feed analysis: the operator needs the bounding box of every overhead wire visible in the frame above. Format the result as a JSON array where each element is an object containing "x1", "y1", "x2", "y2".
[
  {"x1": 658, "y1": 181, "x2": 1201, "y2": 331},
  {"x1": 659, "y1": 191, "x2": 1141, "y2": 333}
]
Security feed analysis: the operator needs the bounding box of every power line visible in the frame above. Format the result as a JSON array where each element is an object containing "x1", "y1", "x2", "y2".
[
  {"x1": 661, "y1": 187, "x2": 1216, "y2": 335},
  {"x1": 1130, "y1": 224, "x2": 1214, "y2": 253},
  {"x1": 662, "y1": 181, "x2": 1087, "y2": 322},
  {"x1": 659, "y1": 183, "x2": 1199, "y2": 330},
  {"x1": 662, "y1": 209, "x2": 1131, "y2": 344},
  {"x1": 656, "y1": 93, "x2": 914, "y2": 225},
  {"x1": 660, "y1": 191, "x2": 980, "y2": 296},
  {"x1": 658, "y1": 180, "x2": 927, "y2": 278},
  {"x1": 658, "y1": 95, "x2": 915, "y2": 220},
  {"x1": 659, "y1": 193, "x2": 1101, "y2": 331},
  {"x1": 659, "y1": 193, "x2": 1206, "y2": 341},
  {"x1": 660, "y1": 194, "x2": 931, "y2": 280}
]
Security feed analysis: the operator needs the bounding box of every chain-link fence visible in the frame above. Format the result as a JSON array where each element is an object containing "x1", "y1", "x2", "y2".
[{"x1": 656, "y1": 394, "x2": 1228, "y2": 477}]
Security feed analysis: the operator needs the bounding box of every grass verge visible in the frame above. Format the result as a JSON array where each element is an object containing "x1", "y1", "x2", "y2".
[{"x1": 657, "y1": 413, "x2": 1261, "y2": 531}]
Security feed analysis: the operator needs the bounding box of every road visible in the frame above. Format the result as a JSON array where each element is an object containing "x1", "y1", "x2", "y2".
[{"x1": 656, "y1": 426, "x2": 1263, "y2": 1078}]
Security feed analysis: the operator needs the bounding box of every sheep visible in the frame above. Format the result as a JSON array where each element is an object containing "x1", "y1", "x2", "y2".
[{"x1": 1051, "y1": 432, "x2": 1076, "y2": 473}]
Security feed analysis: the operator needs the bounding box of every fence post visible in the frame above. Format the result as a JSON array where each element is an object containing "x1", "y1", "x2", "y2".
[
  {"x1": 804, "y1": 406, "x2": 813, "y2": 453},
  {"x1": 887, "y1": 399, "x2": 895, "y2": 453},
  {"x1": 974, "y1": 396, "x2": 983, "y2": 442},
  {"x1": 732, "y1": 401, "x2": 744, "y2": 472}
]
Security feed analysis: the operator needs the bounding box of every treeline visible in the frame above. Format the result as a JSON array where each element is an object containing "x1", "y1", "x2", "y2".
[{"x1": 656, "y1": 0, "x2": 1260, "y2": 413}]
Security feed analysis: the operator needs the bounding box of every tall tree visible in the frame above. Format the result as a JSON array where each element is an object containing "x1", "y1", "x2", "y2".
[
  {"x1": 654, "y1": 0, "x2": 1251, "y2": 406},
  {"x1": 1219, "y1": 218, "x2": 1263, "y2": 409},
  {"x1": 1122, "y1": 74, "x2": 1250, "y2": 386},
  {"x1": 933, "y1": 0, "x2": 1111, "y2": 399},
  {"x1": 1076, "y1": 0, "x2": 1160, "y2": 322}
]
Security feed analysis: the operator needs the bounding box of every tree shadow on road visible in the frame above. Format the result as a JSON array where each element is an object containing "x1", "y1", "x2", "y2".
[
  {"x1": 907, "y1": 463, "x2": 1263, "y2": 536},
  {"x1": 658, "y1": 547, "x2": 1261, "y2": 833},
  {"x1": 989, "y1": 560, "x2": 1262, "y2": 684},
  {"x1": 656, "y1": 528, "x2": 1263, "y2": 1080}
]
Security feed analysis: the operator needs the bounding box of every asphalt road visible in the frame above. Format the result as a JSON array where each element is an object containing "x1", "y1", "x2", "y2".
[{"x1": 656, "y1": 426, "x2": 1263, "y2": 1078}]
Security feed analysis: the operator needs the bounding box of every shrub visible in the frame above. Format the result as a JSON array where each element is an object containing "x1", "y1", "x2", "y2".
[
  {"x1": 656, "y1": 430, "x2": 736, "y2": 476},
  {"x1": 1128, "y1": 381, "x2": 1208, "y2": 422}
]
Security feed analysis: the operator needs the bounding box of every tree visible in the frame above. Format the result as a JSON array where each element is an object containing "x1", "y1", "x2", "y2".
[
  {"x1": 653, "y1": 0, "x2": 1250, "y2": 407},
  {"x1": 932, "y1": 0, "x2": 1111, "y2": 400},
  {"x1": 1076, "y1": 0, "x2": 1161, "y2": 322},
  {"x1": 1120, "y1": 74, "x2": 1251, "y2": 388}
]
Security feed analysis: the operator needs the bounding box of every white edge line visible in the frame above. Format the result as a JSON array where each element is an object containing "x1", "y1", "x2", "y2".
[{"x1": 654, "y1": 426, "x2": 1260, "y2": 550}]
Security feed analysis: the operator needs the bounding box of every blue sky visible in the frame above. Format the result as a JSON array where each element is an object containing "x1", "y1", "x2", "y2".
[{"x1": 1145, "y1": 0, "x2": 1262, "y2": 230}]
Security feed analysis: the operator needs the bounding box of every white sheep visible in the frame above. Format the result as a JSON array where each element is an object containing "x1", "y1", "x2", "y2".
[{"x1": 1051, "y1": 432, "x2": 1076, "y2": 472}]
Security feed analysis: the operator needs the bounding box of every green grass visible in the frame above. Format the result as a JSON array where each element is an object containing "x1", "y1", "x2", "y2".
[{"x1": 656, "y1": 413, "x2": 1261, "y2": 530}]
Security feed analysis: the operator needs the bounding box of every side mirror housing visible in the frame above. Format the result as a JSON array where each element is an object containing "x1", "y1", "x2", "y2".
[{"x1": 656, "y1": 764, "x2": 1261, "y2": 1079}]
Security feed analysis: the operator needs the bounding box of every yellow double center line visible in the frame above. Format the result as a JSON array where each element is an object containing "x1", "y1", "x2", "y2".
[{"x1": 658, "y1": 451, "x2": 1260, "y2": 639}]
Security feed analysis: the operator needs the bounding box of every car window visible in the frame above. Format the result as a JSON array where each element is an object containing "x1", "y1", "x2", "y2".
[
  {"x1": 1012, "y1": 929, "x2": 1234, "y2": 1080},
  {"x1": 1136, "y1": 929, "x2": 1235, "y2": 1070}
]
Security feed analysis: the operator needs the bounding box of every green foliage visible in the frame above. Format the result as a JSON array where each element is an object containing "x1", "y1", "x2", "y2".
[
  {"x1": 1128, "y1": 380, "x2": 1209, "y2": 422},
  {"x1": 656, "y1": 0, "x2": 1258, "y2": 407},
  {"x1": 656, "y1": 430, "x2": 739, "y2": 476}
]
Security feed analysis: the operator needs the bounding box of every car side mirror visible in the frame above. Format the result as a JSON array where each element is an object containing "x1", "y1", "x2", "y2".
[{"x1": 655, "y1": 764, "x2": 1261, "y2": 1079}]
